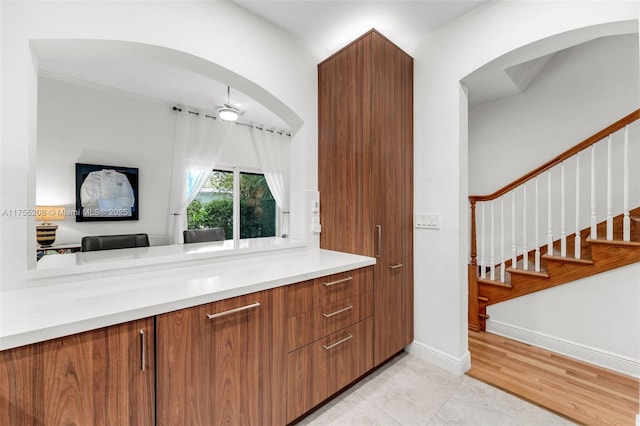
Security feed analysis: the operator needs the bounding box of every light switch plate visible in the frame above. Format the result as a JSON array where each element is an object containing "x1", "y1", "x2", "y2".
[
  {"x1": 416, "y1": 213, "x2": 440, "y2": 229},
  {"x1": 312, "y1": 200, "x2": 320, "y2": 213}
]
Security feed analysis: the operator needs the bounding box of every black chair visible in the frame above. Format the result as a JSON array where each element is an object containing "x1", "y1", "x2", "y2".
[
  {"x1": 81, "y1": 233, "x2": 150, "y2": 252},
  {"x1": 183, "y1": 228, "x2": 225, "y2": 244}
]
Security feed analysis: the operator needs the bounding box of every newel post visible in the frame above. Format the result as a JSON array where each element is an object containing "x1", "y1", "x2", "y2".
[
  {"x1": 470, "y1": 199, "x2": 478, "y2": 267},
  {"x1": 468, "y1": 198, "x2": 482, "y2": 331}
]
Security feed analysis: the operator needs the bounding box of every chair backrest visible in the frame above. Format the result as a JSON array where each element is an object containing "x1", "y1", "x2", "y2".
[
  {"x1": 183, "y1": 228, "x2": 225, "y2": 244},
  {"x1": 81, "y1": 233, "x2": 150, "y2": 252}
]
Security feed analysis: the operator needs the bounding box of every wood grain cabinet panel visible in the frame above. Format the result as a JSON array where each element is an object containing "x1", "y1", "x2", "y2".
[
  {"x1": 0, "y1": 318, "x2": 155, "y2": 426},
  {"x1": 0, "y1": 342, "x2": 40, "y2": 424},
  {"x1": 286, "y1": 318, "x2": 373, "y2": 423},
  {"x1": 287, "y1": 291, "x2": 373, "y2": 352},
  {"x1": 286, "y1": 267, "x2": 373, "y2": 317},
  {"x1": 156, "y1": 288, "x2": 286, "y2": 426},
  {"x1": 318, "y1": 29, "x2": 414, "y2": 368},
  {"x1": 313, "y1": 268, "x2": 373, "y2": 309},
  {"x1": 374, "y1": 258, "x2": 414, "y2": 365}
]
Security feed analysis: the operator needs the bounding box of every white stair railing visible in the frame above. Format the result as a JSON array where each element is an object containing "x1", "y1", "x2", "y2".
[{"x1": 471, "y1": 110, "x2": 639, "y2": 281}]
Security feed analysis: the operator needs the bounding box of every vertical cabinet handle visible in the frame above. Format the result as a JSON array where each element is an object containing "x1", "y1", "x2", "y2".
[
  {"x1": 376, "y1": 225, "x2": 382, "y2": 258},
  {"x1": 139, "y1": 329, "x2": 146, "y2": 371}
]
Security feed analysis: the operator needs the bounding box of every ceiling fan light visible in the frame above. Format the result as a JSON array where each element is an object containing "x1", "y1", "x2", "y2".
[{"x1": 218, "y1": 106, "x2": 239, "y2": 121}]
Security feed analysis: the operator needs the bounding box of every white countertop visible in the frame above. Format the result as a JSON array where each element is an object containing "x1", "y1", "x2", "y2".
[
  {"x1": 1, "y1": 246, "x2": 375, "y2": 351},
  {"x1": 33, "y1": 236, "x2": 307, "y2": 279}
]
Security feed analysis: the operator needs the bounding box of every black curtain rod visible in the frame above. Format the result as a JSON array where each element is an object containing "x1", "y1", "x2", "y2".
[{"x1": 172, "y1": 106, "x2": 291, "y2": 137}]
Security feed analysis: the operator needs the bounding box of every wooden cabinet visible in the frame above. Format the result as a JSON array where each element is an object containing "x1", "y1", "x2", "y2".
[
  {"x1": 285, "y1": 267, "x2": 374, "y2": 423},
  {"x1": 287, "y1": 318, "x2": 373, "y2": 422},
  {"x1": 318, "y1": 29, "x2": 414, "y2": 367},
  {"x1": 156, "y1": 288, "x2": 286, "y2": 426},
  {"x1": 0, "y1": 267, "x2": 374, "y2": 425},
  {"x1": 0, "y1": 318, "x2": 155, "y2": 425}
]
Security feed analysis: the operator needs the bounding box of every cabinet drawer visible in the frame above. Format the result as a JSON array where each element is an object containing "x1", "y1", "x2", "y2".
[
  {"x1": 286, "y1": 317, "x2": 373, "y2": 423},
  {"x1": 286, "y1": 267, "x2": 373, "y2": 317},
  {"x1": 287, "y1": 291, "x2": 373, "y2": 352}
]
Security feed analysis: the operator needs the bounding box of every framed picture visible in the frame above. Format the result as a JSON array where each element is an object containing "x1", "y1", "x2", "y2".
[{"x1": 75, "y1": 162, "x2": 139, "y2": 222}]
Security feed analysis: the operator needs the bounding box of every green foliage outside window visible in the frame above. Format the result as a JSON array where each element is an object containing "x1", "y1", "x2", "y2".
[
  {"x1": 186, "y1": 170, "x2": 276, "y2": 239},
  {"x1": 186, "y1": 198, "x2": 233, "y2": 240}
]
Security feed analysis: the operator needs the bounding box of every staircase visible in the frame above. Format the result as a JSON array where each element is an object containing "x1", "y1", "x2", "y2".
[{"x1": 468, "y1": 110, "x2": 640, "y2": 331}]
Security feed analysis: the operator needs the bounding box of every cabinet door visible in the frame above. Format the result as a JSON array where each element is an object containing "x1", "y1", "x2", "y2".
[
  {"x1": 318, "y1": 32, "x2": 375, "y2": 257},
  {"x1": 374, "y1": 258, "x2": 414, "y2": 366},
  {"x1": 370, "y1": 32, "x2": 414, "y2": 367},
  {"x1": 286, "y1": 318, "x2": 373, "y2": 423},
  {"x1": 371, "y1": 31, "x2": 414, "y2": 263},
  {"x1": 0, "y1": 318, "x2": 155, "y2": 426},
  {"x1": 156, "y1": 288, "x2": 286, "y2": 426},
  {"x1": 0, "y1": 342, "x2": 39, "y2": 424}
]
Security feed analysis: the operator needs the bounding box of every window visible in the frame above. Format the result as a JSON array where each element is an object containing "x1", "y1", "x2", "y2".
[{"x1": 187, "y1": 169, "x2": 276, "y2": 240}]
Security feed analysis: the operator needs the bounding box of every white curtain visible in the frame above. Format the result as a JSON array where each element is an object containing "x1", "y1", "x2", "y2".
[
  {"x1": 167, "y1": 110, "x2": 232, "y2": 243},
  {"x1": 249, "y1": 127, "x2": 291, "y2": 237}
]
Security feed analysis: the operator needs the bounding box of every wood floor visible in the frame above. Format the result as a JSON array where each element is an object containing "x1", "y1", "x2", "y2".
[{"x1": 467, "y1": 331, "x2": 639, "y2": 426}]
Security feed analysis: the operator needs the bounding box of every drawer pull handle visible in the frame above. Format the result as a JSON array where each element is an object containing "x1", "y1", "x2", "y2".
[
  {"x1": 207, "y1": 302, "x2": 261, "y2": 319},
  {"x1": 322, "y1": 304, "x2": 353, "y2": 318},
  {"x1": 389, "y1": 264, "x2": 404, "y2": 270},
  {"x1": 139, "y1": 329, "x2": 146, "y2": 371},
  {"x1": 323, "y1": 333, "x2": 353, "y2": 350},
  {"x1": 322, "y1": 276, "x2": 353, "y2": 287}
]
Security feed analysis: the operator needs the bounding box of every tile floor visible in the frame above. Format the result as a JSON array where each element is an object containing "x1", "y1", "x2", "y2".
[{"x1": 295, "y1": 352, "x2": 575, "y2": 426}]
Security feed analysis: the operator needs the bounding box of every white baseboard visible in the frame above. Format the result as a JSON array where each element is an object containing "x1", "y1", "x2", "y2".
[
  {"x1": 406, "y1": 340, "x2": 471, "y2": 376},
  {"x1": 487, "y1": 319, "x2": 640, "y2": 378}
]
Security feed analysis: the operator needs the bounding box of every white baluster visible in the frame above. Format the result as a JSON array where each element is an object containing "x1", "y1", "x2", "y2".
[
  {"x1": 607, "y1": 135, "x2": 613, "y2": 240},
  {"x1": 623, "y1": 126, "x2": 630, "y2": 241},
  {"x1": 523, "y1": 184, "x2": 528, "y2": 270},
  {"x1": 575, "y1": 152, "x2": 581, "y2": 259},
  {"x1": 490, "y1": 201, "x2": 495, "y2": 281},
  {"x1": 547, "y1": 170, "x2": 553, "y2": 255},
  {"x1": 512, "y1": 190, "x2": 517, "y2": 269},
  {"x1": 590, "y1": 144, "x2": 597, "y2": 239},
  {"x1": 535, "y1": 176, "x2": 540, "y2": 272},
  {"x1": 480, "y1": 202, "x2": 486, "y2": 279},
  {"x1": 561, "y1": 161, "x2": 567, "y2": 257},
  {"x1": 500, "y1": 197, "x2": 505, "y2": 283}
]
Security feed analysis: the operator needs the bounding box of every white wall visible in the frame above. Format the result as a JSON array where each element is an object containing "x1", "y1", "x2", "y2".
[
  {"x1": 1, "y1": 1, "x2": 317, "y2": 290},
  {"x1": 469, "y1": 34, "x2": 639, "y2": 195},
  {"x1": 411, "y1": 1, "x2": 638, "y2": 374}
]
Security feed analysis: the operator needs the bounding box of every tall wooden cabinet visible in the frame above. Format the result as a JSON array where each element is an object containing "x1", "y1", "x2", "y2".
[
  {"x1": 318, "y1": 29, "x2": 414, "y2": 367},
  {"x1": 0, "y1": 318, "x2": 155, "y2": 426}
]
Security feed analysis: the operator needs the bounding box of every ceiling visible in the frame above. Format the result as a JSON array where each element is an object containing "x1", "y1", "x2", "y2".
[{"x1": 233, "y1": 0, "x2": 489, "y2": 61}]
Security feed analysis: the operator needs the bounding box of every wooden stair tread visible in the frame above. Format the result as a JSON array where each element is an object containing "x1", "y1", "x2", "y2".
[
  {"x1": 477, "y1": 276, "x2": 512, "y2": 288},
  {"x1": 505, "y1": 265, "x2": 549, "y2": 278},
  {"x1": 587, "y1": 238, "x2": 640, "y2": 248},
  {"x1": 542, "y1": 252, "x2": 594, "y2": 265}
]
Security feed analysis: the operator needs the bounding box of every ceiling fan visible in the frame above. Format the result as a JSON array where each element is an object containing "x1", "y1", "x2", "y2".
[{"x1": 217, "y1": 86, "x2": 241, "y2": 122}]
